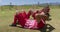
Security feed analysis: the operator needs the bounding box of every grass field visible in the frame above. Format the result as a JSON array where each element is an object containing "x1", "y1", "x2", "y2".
[{"x1": 0, "y1": 6, "x2": 60, "y2": 32}]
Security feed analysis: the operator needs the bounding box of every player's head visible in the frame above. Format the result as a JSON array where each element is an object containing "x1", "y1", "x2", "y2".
[
  {"x1": 16, "y1": 10, "x2": 20, "y2": 15},
  {"x1": 35, "y1": 13, "x2": 42, "y2": 20},
  {"x1": 35, "y1": 12, "x2": 45, "y2": 20},
  {"x1": 28, "y1": 8, "x2": 34, "y2": 15}
]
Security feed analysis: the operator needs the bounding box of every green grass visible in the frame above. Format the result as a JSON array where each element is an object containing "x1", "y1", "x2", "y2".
[{"x1": 0, "y1": 6, "x2": 60, "y2": 32}]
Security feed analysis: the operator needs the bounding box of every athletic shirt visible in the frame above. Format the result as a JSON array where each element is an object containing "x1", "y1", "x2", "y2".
[
  {"x1": 24, "y1": 19, "x2": 38, "y2": 29},
  {"x1": 15, "y1": 11, "x2": 27, "y2": 27},
  {"x1": 24, "y1": 19, "x2": 45, "y2": 29},
  {"x1": 37, "y1": 19, "x2": 45, "y2": 29}
]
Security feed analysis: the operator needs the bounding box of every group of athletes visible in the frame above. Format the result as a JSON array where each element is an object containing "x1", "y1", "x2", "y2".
[{"x1": 10, "y1": 5, "x2": 50, "y2": 29}]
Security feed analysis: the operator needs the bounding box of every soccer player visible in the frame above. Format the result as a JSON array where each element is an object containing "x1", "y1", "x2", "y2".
[
  {"x1": 24, "y1": 12, "x2": 45, "y2": 29},
  {"x1": 10, "y1": 9, "x2": 27, "y2": 27}
]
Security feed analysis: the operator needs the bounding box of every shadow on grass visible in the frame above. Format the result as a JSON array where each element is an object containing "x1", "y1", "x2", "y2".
[
  {"x1": 46, "y1": 14, "x2": 52, "y2": 21},
  {"x1": 10, "y1": 24, "x2": 55, "y2": 32},
  {"x1": 39, "y1": 24, "x2": 55, "y2": 32},
  {"x1": 16, "y1": 24, "x2": 55, "y2": 32},
  {"x1": 46, "y1": 18, "x2": 52, "y2": 21}
]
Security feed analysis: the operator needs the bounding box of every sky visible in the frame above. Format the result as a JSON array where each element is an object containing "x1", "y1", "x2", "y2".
[{"x1": 0, "y1": 0, "x2": 60, "y2": 5}]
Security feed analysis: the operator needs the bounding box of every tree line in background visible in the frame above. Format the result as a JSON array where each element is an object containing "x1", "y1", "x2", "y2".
[{"x1": 0, "y1": 2, "x2": 60, "y2": 11}]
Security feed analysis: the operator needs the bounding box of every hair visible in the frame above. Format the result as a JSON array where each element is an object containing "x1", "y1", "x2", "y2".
[
  {"x1": 35, "y1": 13, "x2": 43, "y2": 23},
  {"x1": 35, "y1": 12, "x2": 46, "y2": 19},
  {"x1": 35, "y1": 14, "x2": 42, "y2": 20}
]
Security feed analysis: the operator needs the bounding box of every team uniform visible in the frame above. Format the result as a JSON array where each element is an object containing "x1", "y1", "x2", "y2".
[
  {"x1": 12, "y1": 11, "x2": 27, "y2": 27},
  {"x1": 24, "y1": 19, "x2": 45, "y2": 29},
  {"x1": 11, "y1": 9, "x2": 45, "y2": 29}
]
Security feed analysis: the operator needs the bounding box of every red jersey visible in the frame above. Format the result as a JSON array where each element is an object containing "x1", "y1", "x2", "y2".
[
  {"x1": 37, "y1": 19, "x2": 45, "y2": 29},
  {"x1": 41, "y1": 7, "x2": 50, "y2": 13},
  {"x1": 26, "y1": 10, "x2": 32, "y2": 19},
  {"x1": 24, "y1": 19, "x2": 45, "y2": 29},
  {"x1": 32, "y1": 10, "x2": 42, "y2": 19},
  {"x1": 45, "y1": 7, "x2": 50, "y2": 13},
  {"x1": 13, "y1": 11, "x2": 27, "y2": 27}
]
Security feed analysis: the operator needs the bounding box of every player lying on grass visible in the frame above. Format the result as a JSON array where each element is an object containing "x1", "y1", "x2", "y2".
[
  {"x1": 28, "y1": 9, "x2": 47, "y2": 21},
  {"x1": 40, "y1": 5, "x2": 50, "y2": 20},
  {"x1": 24, "y1": 12, "x2": 46, "y2": 29},
  {"x1": 10, "y1": 9, "x2": 47, "y2": 29},
  {"x1": 11, "y1": 9, "x2": 27, "y2": 27}
]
